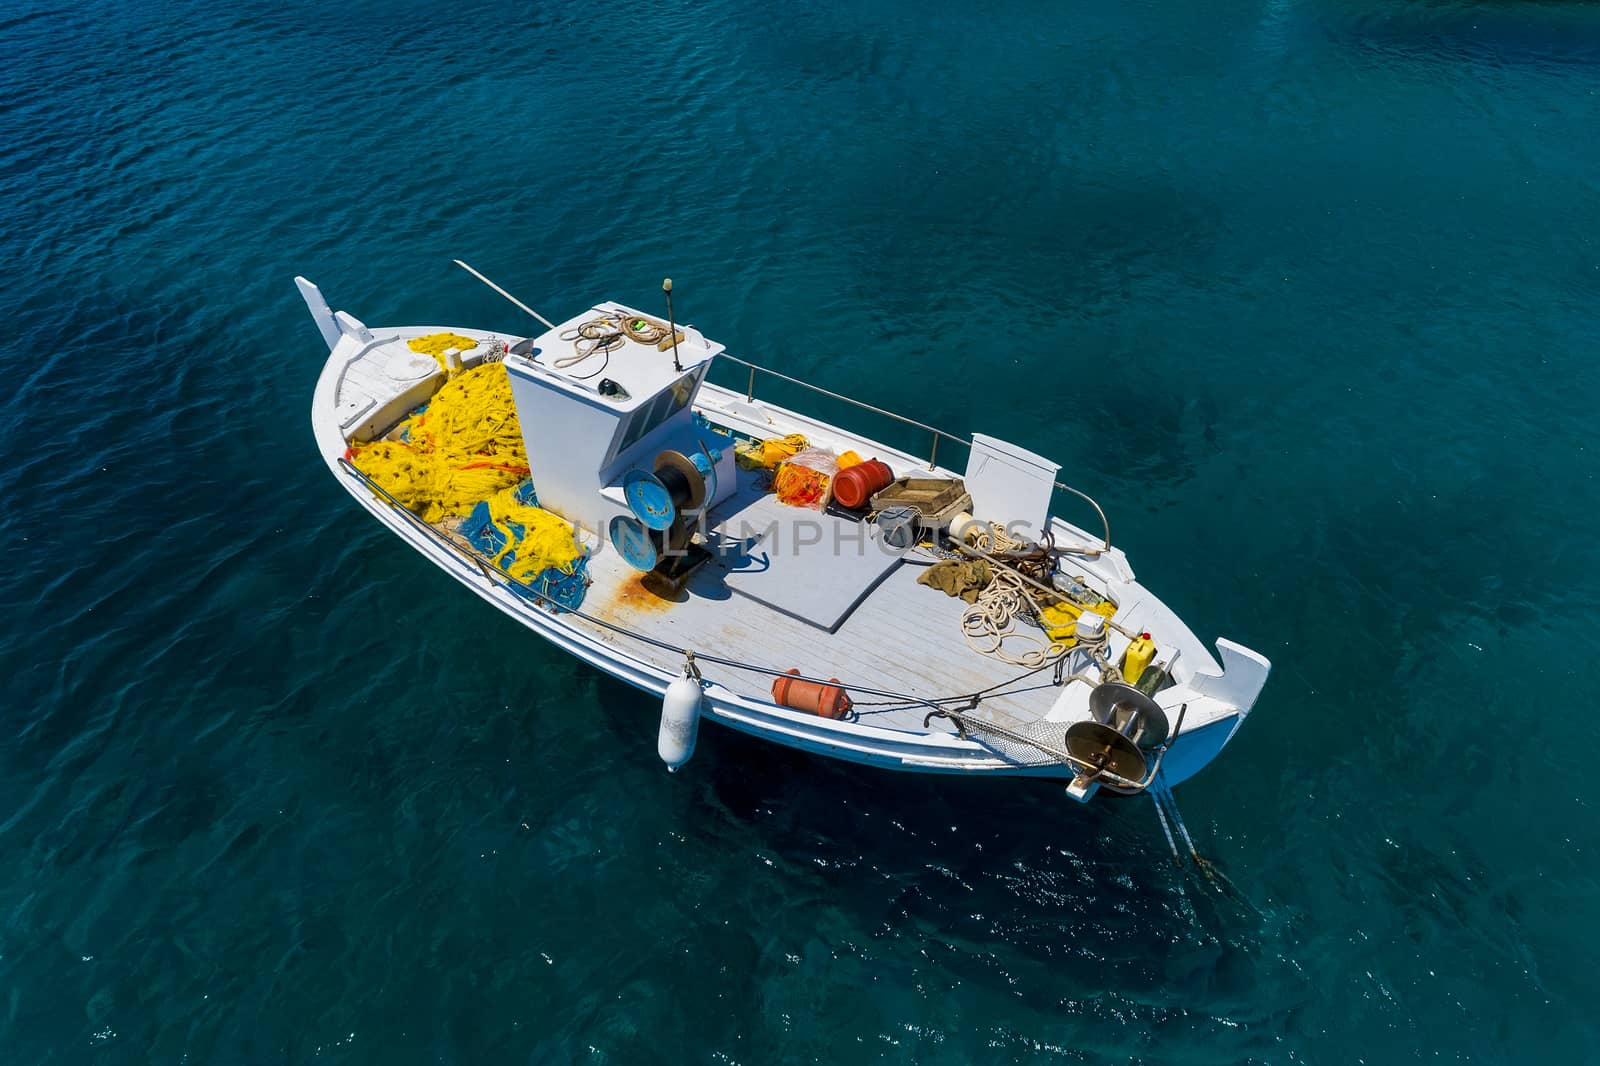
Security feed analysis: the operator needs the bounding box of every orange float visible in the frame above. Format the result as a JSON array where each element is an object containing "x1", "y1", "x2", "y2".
[
  {"x1": 771, "y1": 669, "x2": 852, "y2": 719},
  {"x1": 831, "y1": 459, "x2": 894, "y2": 510}
]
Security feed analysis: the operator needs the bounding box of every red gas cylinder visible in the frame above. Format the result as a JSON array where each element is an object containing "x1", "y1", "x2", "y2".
[
  {"x1": 771, "y1": 669, "x2": 852, "y2": 719},
  {"x1": 831, "y1": 459, "x2": 894, "y2": 510}
]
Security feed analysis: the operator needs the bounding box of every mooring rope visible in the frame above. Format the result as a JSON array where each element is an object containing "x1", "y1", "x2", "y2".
[
  {"x1": 961, "y1": 567, "x2": 1063, "y2": 668},
  {"x1": 956, "y1": 522, "x2": 1067, "y2": 668}
]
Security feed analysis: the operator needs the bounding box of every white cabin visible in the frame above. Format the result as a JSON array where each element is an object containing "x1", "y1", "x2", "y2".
[{"x1": 503, "y1": 303, "x2": 734, "y2": 534}]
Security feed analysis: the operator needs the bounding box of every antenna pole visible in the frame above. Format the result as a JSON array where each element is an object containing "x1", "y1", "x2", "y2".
[{"x1": 663, "y1": 277, "x2": 682, "y2": 372}]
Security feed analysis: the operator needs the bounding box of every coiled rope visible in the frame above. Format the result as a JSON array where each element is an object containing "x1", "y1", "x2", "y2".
[
  {"x1": 960, "y1": 568, "x2": 1062, "y2": 668},
  {"x1": 955, "y1": 521, "x2": 1131, "y2": 673},
  {"x1": 554, "y1": 310, "x2": 673, "y2": 377},
  {"x1": 555, "y1": 317, "x2": 625, "y2": 374},
  {"x1": 968, "y1": 521, "x2": 1027, "y2": 555},
  {"x1": 619, "y1": 314, "x2": 669, "y2": 345},
  {"x1": 957, "y1": 523, "x2": 1062, "y2": 668}
]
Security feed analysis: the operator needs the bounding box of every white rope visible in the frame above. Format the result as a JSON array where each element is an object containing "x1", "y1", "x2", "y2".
[
  {"x1": 959, "y1": 522, "x2": 1065, "y2": 668},
  {"x1": 1150, "y1": 788, "x2": 1181, "y2": 863},
  {"x1": 968, "y1": 520, "x2": 1027, "y2": 555},
  {"x1": 1159, "y1": 783, "x2": 1201, "y2": 861},
  {"x1": 955, "y1": 525, "x2": 1132, "y2": 679},
  {"x1": 551, "y1": 310, "x2": 674, "y2": 379},
  {"x1": 555, "y1": 317, "x2": 626, "y2": 368},
  {"x1": 961, "y1": 567, "x2": 1063, "y2": 667}
]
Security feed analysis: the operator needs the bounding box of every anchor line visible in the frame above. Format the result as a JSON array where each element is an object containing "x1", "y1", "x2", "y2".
[
  {"x1": 1150, "y1": 787, "x2": 1182, "y2": 865},
  {"x1": 1151, "y1": 775, "x2": 1246, "y2": 895},
  {"x1": 1156, "y1": 782, "x2": 1202, "y2": 863}
]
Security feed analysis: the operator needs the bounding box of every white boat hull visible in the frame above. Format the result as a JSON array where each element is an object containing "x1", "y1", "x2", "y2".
[{"x1": 305, "y1": 293, "x2": 1269, "y2": 797}]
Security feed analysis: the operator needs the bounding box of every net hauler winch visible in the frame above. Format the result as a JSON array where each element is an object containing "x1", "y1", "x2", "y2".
[
  {"x1": 612, "y1": 445, "x2": 722, "y2": 597},
  {"x1": 1063, "y1": 682, "x2": 1172, "y2": 801}
]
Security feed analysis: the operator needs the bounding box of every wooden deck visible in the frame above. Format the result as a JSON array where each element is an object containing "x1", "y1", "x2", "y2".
[
  {"x1": 333, "y1": 332, "x2": 1203, "y2": 747},
  {"x1": 566, "y1": 480, "x2": 1074, "y2": 737}
]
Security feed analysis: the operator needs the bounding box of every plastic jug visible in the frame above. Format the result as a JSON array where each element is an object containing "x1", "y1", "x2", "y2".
[{"x1": 1122, "y1": 633, "x2": 1157, "y2": 686}]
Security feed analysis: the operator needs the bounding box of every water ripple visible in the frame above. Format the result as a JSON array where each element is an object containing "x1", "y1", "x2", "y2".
[{"x1": 2, "y1": 0, "x2": 1599, "y2": 1060}]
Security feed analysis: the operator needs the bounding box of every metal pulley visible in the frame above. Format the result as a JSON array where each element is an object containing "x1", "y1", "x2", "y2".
[{"x1": 1063, "y1": 681, "x2": 1171, "y2": 798}]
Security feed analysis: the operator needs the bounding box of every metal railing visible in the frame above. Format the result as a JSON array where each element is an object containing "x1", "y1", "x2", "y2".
[{"x1": 714, "y1": 353, "x2": 1112, "y2": 553}]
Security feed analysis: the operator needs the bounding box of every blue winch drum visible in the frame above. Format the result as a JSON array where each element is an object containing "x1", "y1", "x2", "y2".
[
  {"x1": 654, "y1": 448, "x2": 717, "y2": 514},
  {"x1": 609, "y1": 513, "x2": 659, "y2": 572},
  {"x1": 623, "y1": 468, "x2": 677, "y2": 530}
]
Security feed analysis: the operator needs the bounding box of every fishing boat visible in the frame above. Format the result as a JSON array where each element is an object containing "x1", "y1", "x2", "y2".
[{"x1": 301, "y1": 265, "x2": 1269, "y2": 808}]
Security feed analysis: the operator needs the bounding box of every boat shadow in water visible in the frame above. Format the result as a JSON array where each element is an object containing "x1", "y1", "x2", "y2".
[
  {"x1": 592, "y1": 667, "x2": 1278, "y2": 934},
  {"x1": 689, "y1": 722, "x2": 1295, "y2": 1015}
]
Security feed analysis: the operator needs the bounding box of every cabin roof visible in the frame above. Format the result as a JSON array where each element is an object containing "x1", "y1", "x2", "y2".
[{"x1": 514, "y1": 301, "x2": 723, "y2": 412}]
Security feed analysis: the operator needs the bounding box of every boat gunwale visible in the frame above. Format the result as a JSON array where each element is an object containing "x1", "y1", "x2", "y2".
[{"x1": 309, "y1": 321, "x2": 1252, "y2": 783}]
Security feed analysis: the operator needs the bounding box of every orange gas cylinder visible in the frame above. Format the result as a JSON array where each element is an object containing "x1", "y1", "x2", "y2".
[
  {"x1": 831, "y1": 459, "x2": 894, "y2": 510},
  {"x1": 771, "y1": 669, "x2": 852, "y2": 719}
]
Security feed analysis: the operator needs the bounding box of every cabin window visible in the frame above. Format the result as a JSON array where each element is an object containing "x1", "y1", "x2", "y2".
[{"x1": 608, "y1": 368, "x2": 703, "y2": 463}]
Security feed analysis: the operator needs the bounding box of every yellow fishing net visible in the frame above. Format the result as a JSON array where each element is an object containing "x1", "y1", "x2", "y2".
[
  {"x1": 478, "y1": 485, "x2": 583, "y2": 583},
  {"x1": 349, "y1": 361, "x2": 529, "y2": 523},
  {"x1": 734, "y1": 433, "x2": 808, "y2": 471},
  {"x1": 409, "y1": 332, "x2": 480, "y2": 374}
]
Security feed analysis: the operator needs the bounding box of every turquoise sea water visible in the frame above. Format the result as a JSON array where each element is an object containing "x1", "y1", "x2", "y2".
[{"x1": 4, "y1": 0, "x2": 1599, "y2": 1060}]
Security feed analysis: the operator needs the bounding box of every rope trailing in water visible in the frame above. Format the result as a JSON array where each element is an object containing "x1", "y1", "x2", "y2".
[
  {"x1": 1147, "y1": 777, "x2": 1261, "y2": 911},
  {"x1": 348, "y1": 361, "x2": 529, "y2": 523},
  {"x1": 1150, "y1": 777, "x2": 1209, "y2": 871},
  {"x1": 1151, "y1": 786, "x2": 1181, "y2": 864}
]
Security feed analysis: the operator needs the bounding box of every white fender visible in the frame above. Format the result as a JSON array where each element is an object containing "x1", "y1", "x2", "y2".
[{"x1": 658, "y1": 674, "x2": 703, "y2": 771}]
